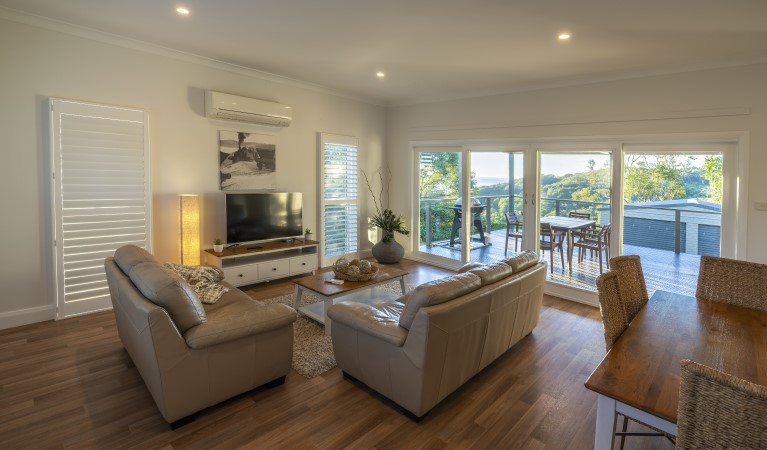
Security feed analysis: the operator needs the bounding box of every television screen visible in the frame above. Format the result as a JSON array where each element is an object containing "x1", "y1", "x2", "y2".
[{"x1": 226, "y1": 193, "x2": 303, "y2": 244}]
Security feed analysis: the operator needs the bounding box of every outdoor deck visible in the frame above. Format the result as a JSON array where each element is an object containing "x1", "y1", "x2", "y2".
[{"x1": 418, "y1": 232, "x2": 700, "y2": 297}]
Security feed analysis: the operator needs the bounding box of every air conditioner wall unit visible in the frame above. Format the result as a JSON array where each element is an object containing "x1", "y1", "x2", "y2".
[{"x1": 205, "y1": 91, "x2": 292, "y2": 127}]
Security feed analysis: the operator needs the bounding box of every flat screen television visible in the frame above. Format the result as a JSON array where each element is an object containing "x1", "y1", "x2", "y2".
[{"x1": 225, "y1": 193, "x2": 303, "y2": 245}]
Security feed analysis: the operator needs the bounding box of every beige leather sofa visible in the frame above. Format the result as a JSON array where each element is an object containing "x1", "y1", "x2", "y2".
[
  {"x1": 105, "y1": 245, "x2": 296, "y2": 427},
  {"x1": 327, "y1": 252, "x2": 546, "y2": 419}
]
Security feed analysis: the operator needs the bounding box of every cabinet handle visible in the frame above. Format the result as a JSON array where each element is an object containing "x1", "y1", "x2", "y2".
[
  {"x1": 237, "y1": 274, "x2": 243, "y2": 277},
  {"x1": 301, "y1": 262, "x2": 306, "y2": 266},
  {"x1": 272, "y1": 267, "x2": 277, "y2": 271}
]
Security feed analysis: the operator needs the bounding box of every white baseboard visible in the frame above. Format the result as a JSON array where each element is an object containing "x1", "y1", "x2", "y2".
[{"x1": 0, "y1": 305, "x2": 55, "y2": 330}]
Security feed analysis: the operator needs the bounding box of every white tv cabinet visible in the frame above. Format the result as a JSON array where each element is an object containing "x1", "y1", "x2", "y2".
[{"x1": 204, "y1": 240, "x2": 318, "y2": 287}]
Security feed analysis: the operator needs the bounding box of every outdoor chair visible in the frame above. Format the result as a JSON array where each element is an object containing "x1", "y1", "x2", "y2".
[
  {"x1": 572, "y1": 224, "x2": 611, "y2": 274},
  {"x1": 504, "y1": 211, "x2": 523, "y2": 255},
  {"x1": 595, "y1": 270, "x2": 676, "y2": 449},
  {"x1": 676, "y1": 359, "x2": 767, "y2": 449},
  {"x1": 696, "y1": 255, "x2": 767, "y2": 312},
  {"x1": 539, "y1": 223, "x2": 564, "y2": 274},
  {"x1": 568, "y1": 211, "x2": 591, "y2": 220},
  {"x1": 610, "y1": 255, "x2": 649, "y2": 322}
]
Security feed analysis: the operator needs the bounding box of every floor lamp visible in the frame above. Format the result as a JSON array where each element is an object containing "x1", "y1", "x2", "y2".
[{"x1": 179, "y1": 194, "x2": 200, "y2": 265}]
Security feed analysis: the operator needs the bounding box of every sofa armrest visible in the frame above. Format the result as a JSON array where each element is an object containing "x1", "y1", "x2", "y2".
[
  {"x1": 183, "y1": 303, "x2": 296, "y2": 349},
  {"x1": 328, "y1": 301, "x2": 408, "y2": 347}
]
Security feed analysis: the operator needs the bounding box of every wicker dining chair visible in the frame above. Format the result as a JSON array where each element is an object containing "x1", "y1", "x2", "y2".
[
  {"x1": 539, "y1": 222, "x2": 564, "y2": 274},
  {"x1": 610, "y1": 255, "x2": 649, "y2": 322},
  {"x1": 504, "y1": 211, "x2": 523, "y2": 255},
  {"x1": 595, "y1": 271, "x2": 628, "y2": 351},
  {"x1": 677, "y1": 359, "x2": 767, "y2": 449},
  {"x1": 596, "y1": 271, "x2": 674, "y2": 449},
  {"x1": 696, "y1": 255, "x2": 767, "y2": 312}
]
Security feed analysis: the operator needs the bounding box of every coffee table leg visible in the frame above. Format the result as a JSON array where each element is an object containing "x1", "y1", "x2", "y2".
[
  {"x1": 294, "y1": 285, "x2": 303, "y2": 310},
  {"x1": 399, "y1": 276, "x2": 407, "y2": 294},
  {"x1": 324, "y1": 295, "x2": 333, "y2": 336}
]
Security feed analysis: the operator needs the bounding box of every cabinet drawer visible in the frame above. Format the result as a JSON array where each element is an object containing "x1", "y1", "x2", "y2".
[
  {"x1": 257, "y1": 259, "x2": 290, "y2": 280},
  {"x1": 290, "y1": 255, "x2": 318, "y2": 274},
  {"x1": 223, "y1": 264, "x2": 259, "y2": 286}
]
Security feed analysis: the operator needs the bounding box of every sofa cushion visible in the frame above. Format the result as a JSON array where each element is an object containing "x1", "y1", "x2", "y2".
[
  {"x1": 128, "y1": 261, "x2": 207, "y2": 333},
  {"x1": 114, "y1": 244, "x2": 157, "y2": 275},
  {"x1": 457, "y1": 261, "x2": 485, "y2": 273},
  {"x1": 469, "y1": 261, "x2": 514, "y2": 285},
  {"x1": 503, "y1": 250, "x2": 540, "y2": 273},
  {"x1": 398, "y1": 272, "x2": 481, "y2": 330}
]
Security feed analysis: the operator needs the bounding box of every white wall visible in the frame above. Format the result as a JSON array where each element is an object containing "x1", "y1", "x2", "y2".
[
  {"x1": 0, "y1": 17, "x2": 385, "y2": 326},
  {"x1": 387, "y1": 63, "x2": 767, "y2": 264}
]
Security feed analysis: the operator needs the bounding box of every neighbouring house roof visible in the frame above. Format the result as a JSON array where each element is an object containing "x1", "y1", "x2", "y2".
[{"x1": 624, "y1": 199, "x2": 721, "y2": 212}]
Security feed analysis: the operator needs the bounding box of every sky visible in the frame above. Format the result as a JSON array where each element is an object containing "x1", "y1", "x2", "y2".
[{"x1": 470, "y1": 152, "x2": 709, "y2": 181}]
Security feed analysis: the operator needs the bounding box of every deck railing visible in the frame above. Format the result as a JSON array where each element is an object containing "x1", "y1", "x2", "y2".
[{"x1": 419, "y1": 196, "x2": 721, "y2": 255}]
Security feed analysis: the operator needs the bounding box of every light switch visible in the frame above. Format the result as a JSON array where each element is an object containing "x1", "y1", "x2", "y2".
[{"x1": 756, "y1": 201, "x2": 767, "y2": 211}]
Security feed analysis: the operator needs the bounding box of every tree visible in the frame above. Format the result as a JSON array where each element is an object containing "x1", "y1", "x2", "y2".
[
  {"x1": 702, "y1": 155, "x2": 723, "y2": 204},
  {"x1": 624, "y1": 155, "x2": 687, "y2": 202}
]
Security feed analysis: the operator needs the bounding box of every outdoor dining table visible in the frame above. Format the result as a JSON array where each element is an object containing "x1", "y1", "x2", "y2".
[
  {"x1": 539, "y1": 215, "x2": 596, "y2": 273},
  {"x1": 584, "y1": 290, "x2": 767, "y2": 450}
]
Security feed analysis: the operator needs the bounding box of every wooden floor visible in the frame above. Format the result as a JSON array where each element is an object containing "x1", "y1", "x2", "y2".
[{"x1": 0, "y1": 259, "x2": 674, "y2": 449}]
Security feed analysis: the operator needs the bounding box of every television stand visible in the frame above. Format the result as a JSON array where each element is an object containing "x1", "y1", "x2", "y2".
[{"x1": 204, "y1": 240, "x2": 319, "y2": 287}]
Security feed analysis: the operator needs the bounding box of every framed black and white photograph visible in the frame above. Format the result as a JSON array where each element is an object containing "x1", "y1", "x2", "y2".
[{"x1": 218, "y1": 131, "x2": 276, "y2": 190}]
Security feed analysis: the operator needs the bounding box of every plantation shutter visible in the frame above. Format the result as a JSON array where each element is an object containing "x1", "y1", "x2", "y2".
[
  {"x1": 319, "y1": 133, "x2": 358, "y2": 266},
  {"x1": 51, "y1": 99, "x2": 151, "y2": 319}
]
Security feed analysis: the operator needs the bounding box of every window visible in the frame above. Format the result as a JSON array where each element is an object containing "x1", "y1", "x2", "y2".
[
  {"x1": 51, "y1": 99, "x2": 151, "y2": 319},
  {"x1": 319, "y1": 133, "x2": 358, "y2": 266}
]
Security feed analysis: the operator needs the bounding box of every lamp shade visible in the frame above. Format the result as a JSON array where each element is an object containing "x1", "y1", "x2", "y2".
[{"x1": 179, "y1": 194, "x2": 200, "y2": 265}]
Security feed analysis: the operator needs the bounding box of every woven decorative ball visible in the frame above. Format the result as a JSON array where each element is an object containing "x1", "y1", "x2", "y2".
[{"x1": 332, "y1": 257, "x2": 379, "y2": 281}]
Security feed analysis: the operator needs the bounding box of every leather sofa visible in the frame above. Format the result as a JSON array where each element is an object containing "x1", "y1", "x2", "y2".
[
  {"x1": 327, "y1": 251, "x2": 546, "y2": 419},
  {"x1": 104, "y1": 245, "x2": 297, "y2": 426}
]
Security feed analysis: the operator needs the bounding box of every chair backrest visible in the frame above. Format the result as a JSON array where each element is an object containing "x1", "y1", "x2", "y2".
[
  {"x1": 505, "y1": 211, "x2": 520, "y2": 226},
  {"x1": 696, "y1": 256, "x2": 767, "y2": 312},
  {"x1": 610, "y1": 255, "x2": 648, "y2": 322},
  {"x1": 676, "y1": 359, "x2": 767, "y2": 450},
  {"x1": 568, "y1": 211, "x2": 591, "y2": 219},
  {"x1": 539, "y1": 222, "x2": 556, "y2": 243},
  {"x1": 595, "y1": 271, "x2": 628, "y2": 351}
]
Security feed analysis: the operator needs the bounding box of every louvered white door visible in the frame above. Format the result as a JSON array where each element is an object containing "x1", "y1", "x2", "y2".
[
  {"x1": 319, "y1": 134, "x2": 358, "y2": 267},
  {"x1": 51, "y1": 99, "x2": 151, "y2": 319}
]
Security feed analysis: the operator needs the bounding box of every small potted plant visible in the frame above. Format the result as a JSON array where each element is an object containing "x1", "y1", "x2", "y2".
[
  {"x1": 213, "y1": 238, "x2": 224, "y2": 253},
  {"x1": 304, "y1": 228, "x2": 312, "y2": 242}
]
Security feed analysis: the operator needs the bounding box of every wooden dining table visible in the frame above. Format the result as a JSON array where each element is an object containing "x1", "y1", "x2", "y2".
[
  {"x1": 539, "y1": 216, "x2": 596, "y2": 273},
  {"x1": 585, "y1": 290, "x2": 767, "y2": 450}
]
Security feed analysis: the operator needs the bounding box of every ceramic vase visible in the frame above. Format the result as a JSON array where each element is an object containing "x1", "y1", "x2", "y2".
[{"x1": 372, "y1": 231, "x2": 404, "y2": 264}]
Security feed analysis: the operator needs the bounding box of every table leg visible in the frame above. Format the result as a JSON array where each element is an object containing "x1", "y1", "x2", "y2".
[
  {"x1": 399, "y1": 276, "x2": 407, "y2": 294},
  {"x1": 324, "y1": 295, "x2": 333, "y2": 336},
  {"x1": 293, "y1": 285, "x2": 303, "y2": 310},
  {"x1": 595, "y1": 394, "x2": 617, "y2": 450},
  {"x1": 567, "y1": 231, "x2": 574, "y2": 274}
]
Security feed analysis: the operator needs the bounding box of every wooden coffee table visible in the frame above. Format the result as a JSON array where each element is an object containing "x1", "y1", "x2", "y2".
[{"x1": 293, "y1": 266, "x2": 408, "y2": 335}]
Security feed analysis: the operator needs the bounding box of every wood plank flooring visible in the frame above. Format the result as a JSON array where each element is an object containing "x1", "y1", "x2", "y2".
[{"x1": 0, "y1": 259, "x2": 674, "y2": 449}]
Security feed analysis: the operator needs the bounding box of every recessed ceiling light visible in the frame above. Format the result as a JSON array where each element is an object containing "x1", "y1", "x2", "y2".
[
  {"x1": 176, "y1": 7, "x2": 190, "y2": 15},
  {"x1": 558, "y1": 33, "x2": 571, "y2": 40},
  {"x1": 376, "y1": 71, "x2": 385, "y2": 78}
]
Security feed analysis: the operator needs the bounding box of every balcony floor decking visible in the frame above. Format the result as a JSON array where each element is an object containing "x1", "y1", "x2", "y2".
[{"x1": 418, "y1": 232, "x2": 700, "y2": 297}]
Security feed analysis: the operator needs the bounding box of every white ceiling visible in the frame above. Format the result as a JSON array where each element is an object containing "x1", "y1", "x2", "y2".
[{"x1": 2, "y1": 0, "x2": 767, "y2": 105}]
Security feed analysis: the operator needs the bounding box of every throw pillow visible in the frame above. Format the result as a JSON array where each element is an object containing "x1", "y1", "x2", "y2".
[
  {"x1": 129, "y1": 262, "x2": 207, "y2": 333},
  {"x1": 164, "y1": 262, "x2": 229, "y2": 305}
]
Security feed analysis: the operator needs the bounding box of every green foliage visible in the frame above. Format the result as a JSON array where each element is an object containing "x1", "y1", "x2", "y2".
[
  {"x1": 214, "y1": 238, "x2": 222, "y2": 245},
  {"x1": 624, "y1": 155, "x2": 688, "y2": 202},
  {"x1": 304, "y1": 228, "x2": 312, "y2": 235},
  {"x1": 371, "y1": 209, "x2": 410, "y2": 242},
  {"x1": 702, "y1": 155, "x2": 723, "y2": 203}
]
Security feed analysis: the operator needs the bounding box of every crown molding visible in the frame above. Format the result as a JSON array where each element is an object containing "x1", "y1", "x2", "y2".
[
  {"x1": 389, "y1": 59, "x2": 767, "y2": 107},
  {"x1": 0, "y1": 7, "x2": 385, "y2": 107}
]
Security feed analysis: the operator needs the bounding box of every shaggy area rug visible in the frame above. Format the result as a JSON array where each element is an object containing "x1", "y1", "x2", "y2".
[{"x1": 262, "y1": 280, "x2": 407, "y2": 378}]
